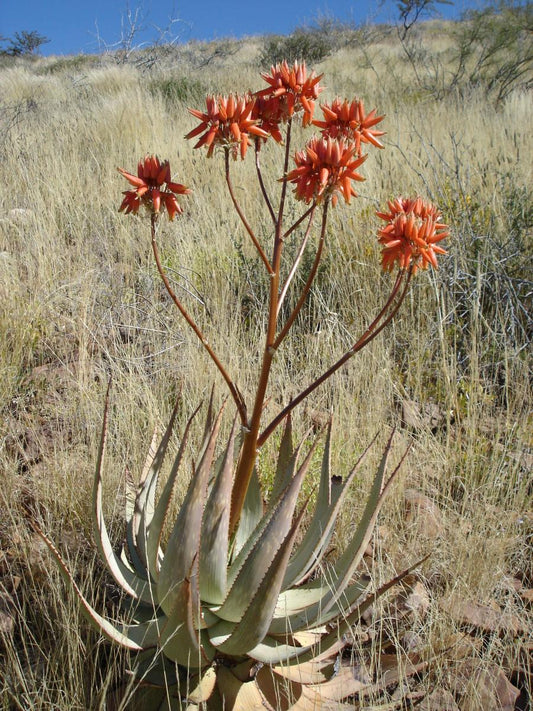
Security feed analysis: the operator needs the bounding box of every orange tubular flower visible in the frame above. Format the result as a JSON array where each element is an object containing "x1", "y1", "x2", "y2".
[
  {"x1": 313, "y1": 97, "x2": 385, "y2": 155},
  {"x1": 118, "y1": 155, "x2": 190, "y2": 220},
  {"x1": 377, "y1": 197, "x2": 449, "y2": 273},
  {"x1": 255, "y1": 60, "x2": 323, "y2": 126},
  {"x1": 185, "y1": 94, "x2": 269, "y2": 159},
  {"x1": 286, "y1": 136, "x2": 367, "y2": 206},
  {"x1": 251, "y1": 95, "x2": 285, "y2": 145}
]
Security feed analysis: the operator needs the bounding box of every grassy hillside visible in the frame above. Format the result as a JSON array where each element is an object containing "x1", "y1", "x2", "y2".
[{"x1": 0, "y1": 15, "x2": 531, "y2": 710}]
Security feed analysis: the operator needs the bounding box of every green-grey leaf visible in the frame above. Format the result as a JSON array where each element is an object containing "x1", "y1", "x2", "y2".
[
  {"x1": 217, "y1": 442, "x2": 315, "y2": 624},
  {"x1": 34, "y1": 523, "x2": 161, "y2": 651},
  {"x1": 269, "y1": 413, "x2": 296, "y2": 504},
  {"x1": 209, "y1": 504, "x2": 306, "y2": 655},
  {"x1": 231, "y1": 464, "x2": 263, "y2": 560},
  {"x1": 321, "y1": 431, "x2": 406, "y2": 615},
  {"x1": 92, "y1": 385, "x2": 155, "y2": 604},
  {"x1": 145, "y1": 405, "x2": 200, "y2": 581},
  {"x1": 158, "y1": 571, "x2": 216, "y2": 667},
  {"x1": 283, "y1": 434, "x2": 378, "y2": 588},
  {"x1": 198, "y1": 417, "x2": 238, "y2": 605},
  {"x1": 136, "y1": 399, "x2": 182, "y2": 575},
  {"x1": 292, "y1": 556, "x2": 427, "y2": 666},
  {"x1": 157, "y1": 404, "x2": 224, "y2": 615}
]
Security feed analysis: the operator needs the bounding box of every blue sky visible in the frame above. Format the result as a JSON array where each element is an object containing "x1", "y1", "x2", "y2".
[{"x1": 2, "y1": 1, "x2": 481, "y2": 57}]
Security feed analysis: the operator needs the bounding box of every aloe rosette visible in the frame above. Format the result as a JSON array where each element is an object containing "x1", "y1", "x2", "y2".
[{"x1": 37, "y1": 385, "x2": 416, "y2": 710}]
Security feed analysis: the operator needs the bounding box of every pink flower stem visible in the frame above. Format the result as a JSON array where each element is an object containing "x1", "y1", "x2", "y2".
[
  {"x1": 258, "y1": 268, "x2": 412, "y2": 447},
  {"x1": 255, "y1": 141, "x2": 276, "y2": 224},
  {"x1": 150, "y1": 214, "x2": 247, "y2": 424},
  {"x1": 275, "y1": 200, "x2": 326, "y2": 342},
  {"x1": 225, "y1": 149, "x2": 272, "y2": 274},
  {"x1": 282, "y1": 204, "x2": 315, "y2": 240}
]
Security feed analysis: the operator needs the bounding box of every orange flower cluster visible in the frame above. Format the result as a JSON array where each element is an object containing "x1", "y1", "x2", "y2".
[
  {"x1": 186, "y1": 94, "x2": 269, "y2": 159},
  {"x1": 251, "y1": 95, "x2": 285, "y2": 145},
  {"x1": 313, "y1": 98, "x2": 385, "y2": 156},
  {"x1": 377, "y1": 197, "x2": 449, "y2": 272},
  {"x1": 286, "y1": 136, "x2": 367, "y2": 206},
  {"x1": 118, "y1": 155, "x2": 190, "y2": 220},
  {"x1": 255, "y1": 60, "x2": 323, "y2": 127}
]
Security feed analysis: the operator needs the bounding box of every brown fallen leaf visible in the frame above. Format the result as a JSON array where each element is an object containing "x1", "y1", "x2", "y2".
[
  {"x1": 520, "y1": 588, "x2": 533, "y2": 603},
  {"x1": 0, "y1": 590, "x2": 16, "y2": 646},
  {"x1": 450, "y1": 658, "x2": 520, "y2": 711},
  {"x1": 440, "y1": 595, "x2": 528, "y2": 635},
  {"x1": 418, "y1": 688, "x2": 460, "y2": 710}
]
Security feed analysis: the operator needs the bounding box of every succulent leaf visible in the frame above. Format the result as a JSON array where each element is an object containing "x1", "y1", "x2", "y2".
[
  {"x1": 93, "y1": 385, "x2": 155, "y2": 604},
  {"x1": 34, "y1": 523, "x2": 161, "y2": 651},
  {"x1": 231, "y1": 464, "x2": 263, "y2": 559},
  {"x1": 217, "y1": 440, "x2": 316, "y2": 624},
  {"x1": 245, "y1": 635, "x2": 314, "y2": 664},
  {"x1": 145, "y1": 404, "x2": 200, "y2": 580},
  {"x1": 269, "y1": 413, "x2": 296, "y2": 504},
  {"x1": 216, "y1": 665, "x2": 269, "y2": 710},
  {"x1": 157, "y1": 404, "x2": 225, "y2": 615},
  {"x1": 293, "y1": 557, "x2": 426, "y2": 667},
  {"x1": 321, "y1": 431, "x2": 407, "y2": 614},
  {"x1": 198, "y1": 416, "x2": 239, "y2": 604},
  {"x1": 159, "y1": 565, "x2": 216, "y2": 667},
  {"x1": 269, "y1": 576, "x2": 372, "y2": 635},
  {"x1": 208, "y1": 503, "x2": 307, "y2": 655},
  {"x1": 185, "y1": 666, "x2": 217, "y2": 703},
  {"x1": 136, "y1": 399, "x2": 183, "y2": 575},
  {"x1": 283, "y1": 432, "x2": 378, "y2": 588}
]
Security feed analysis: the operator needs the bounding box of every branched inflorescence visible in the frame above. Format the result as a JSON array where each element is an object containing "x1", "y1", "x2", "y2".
[{"x1": 38, "y1": 59, "x2": 449, "y2": 710}]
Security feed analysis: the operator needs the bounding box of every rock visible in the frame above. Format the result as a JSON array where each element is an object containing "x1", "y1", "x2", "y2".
[{"x1": 401, "y1": 398, "x2": 446, "y2": 432}]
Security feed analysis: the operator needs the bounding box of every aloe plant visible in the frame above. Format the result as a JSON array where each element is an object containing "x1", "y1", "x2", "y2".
[
  {"x1": 36, "y1": 61, "x2": 448, "y2": 709},
  {"x1": 39, "y1": 388, "x2": 419, "y2": 709}
]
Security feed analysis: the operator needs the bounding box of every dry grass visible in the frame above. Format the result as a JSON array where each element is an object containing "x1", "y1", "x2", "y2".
[{"x1": 0, "y1": 19, "x2": 531, "y2": 710}]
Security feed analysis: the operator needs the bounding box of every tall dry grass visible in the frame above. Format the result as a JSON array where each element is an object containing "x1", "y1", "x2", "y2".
[{"x1": 0, "y1": 21, "x2": 531, "y2": 710}]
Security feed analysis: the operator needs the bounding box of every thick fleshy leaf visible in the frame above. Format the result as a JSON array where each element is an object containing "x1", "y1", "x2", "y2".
[
  {"x1": 198, "y1": 417, "x2": 238, "y2": 604},
  {"x1": 269, "y1": 413, "x2": 296, "y2": 504},
  {"x1": 268, "y1": 659, "x2": 333, "y2": 685},
  {"x1": 34, "y1": 523, "x2": 161, "y2": 651},
  {"x1": 255, "y1": 664, "x2": 303, "y2": 710},
  {"x1": 136, "y1": 399, "x2": 183, "y2": 575},
  {"x1": 208, "y1": 504, "x2": 307, "y2": 655},
  {"x1": 216, "y1": 442, "x2": 316, "y2": 624},
  {"x1": 216, "y1": 666, "x2": 270, "y2": 711},
  {"x1": 157, "y1": 405, "x2": 225, "y2": 615},
  {"x1": 246, "y1": 635, "x2": 315, "y2": 665},
  {"x1": 231, "y1": 465, "x2": 263, "y2": 559},
  {"x1": 145, "y1": 405, "x2": 200, "y2": 581},
  {"x1": 126, "y1": 427, "x2": 161, "y2": 576},
  {"x1": 268, "y1": 576, "x2": 371, "y2": 635},
  {"x1": 158, "y1": 570, "x2": 215, "y2": 667},
  {"x1": 92, "y1": 385, "x2": 155, "y2": 604},
  {"x1": 185, "y1": 666, "x2": 217, "y2": 704},
  {"x1": 283, "y1": 432, "x2": 378, "y2": 588},
  {"x1": 320, "y1": 431, "x2": 408, "y2": 615},
  {"x1": 292, "y1": 557, "x2": 427, "y2": 667}
]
